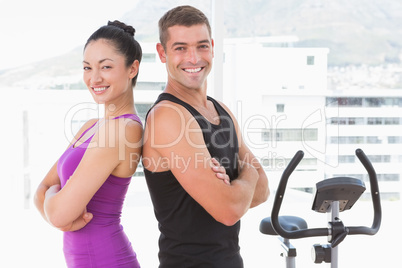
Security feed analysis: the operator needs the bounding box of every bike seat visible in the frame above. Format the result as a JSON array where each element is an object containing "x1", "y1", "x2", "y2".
[{"x1": 260, "y1": 216, "x2": 308, "y2": 236}]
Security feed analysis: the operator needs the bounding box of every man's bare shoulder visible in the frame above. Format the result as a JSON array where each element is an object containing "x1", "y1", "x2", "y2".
[
  {"x1": 147, "y1": 100, "x2": 193, "y2": 128},
  {"x1": 145, "y1": 100, "x2": 200, "y2": 147}
]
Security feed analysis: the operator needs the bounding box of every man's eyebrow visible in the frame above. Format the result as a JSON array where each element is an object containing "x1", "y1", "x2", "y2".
[
  {"x1": 171, "y1": 42, "x2": 187, "y2": 48},
  {"x1": 198, "y1": 39, "x2": 211, "y2": 44},
  {"x1": 171, "y1": 40, "x2": 211, "y2": 48}
]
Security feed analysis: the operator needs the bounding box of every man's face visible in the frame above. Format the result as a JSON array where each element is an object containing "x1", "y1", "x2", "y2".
[{"x1": 157, "y1": 24, "x2": 214, "y2": 91}]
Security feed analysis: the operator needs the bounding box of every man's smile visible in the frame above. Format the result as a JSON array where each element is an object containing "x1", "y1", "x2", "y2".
[{"x1": 183, "y1": 67, "x2": 203, "y2": 73}]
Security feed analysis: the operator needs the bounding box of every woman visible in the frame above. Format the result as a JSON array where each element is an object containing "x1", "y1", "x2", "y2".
[{"x1": 34, "y1": 20, "x2": 143, "y2": 267}]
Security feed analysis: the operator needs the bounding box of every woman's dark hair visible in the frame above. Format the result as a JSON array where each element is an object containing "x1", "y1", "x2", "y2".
[{"x1": 84, "y1": 20, "x2": 142, "y2": 88}]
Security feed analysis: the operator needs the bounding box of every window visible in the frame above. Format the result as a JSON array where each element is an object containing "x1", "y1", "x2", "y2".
[
  {"x1": 136, "y1": 82, "x2": 165, "y2": 91},
  {"x1": 135, "y1": 103, "x2": 153, "y2": 120},
  {"x1": 331, "y1": 117, "x2": 401, "y2": 125},
  {"x1": 388, "y1": 136, "x2": 402, "y2": 144},
  {"x1": 338, "y1": 155, "x2": 355, "y2": 163},
  {"x1": 330, "y1": 117, "x2": 364, "y2": 125},
  {"x1": 365, "y1": 98, "x2": 382, "y2": 107},
  {"x1": 368, "y1": 155, "x2": 391, "y2": 163},
  {"x1": 326, "y1": 97, "x2": 363, "y2": 107},
  {"x1": 142, "y1": 53, "x2": 156, "y2": 62},
  {"x1": 262, "y1": 128, "x2": 318, "y2": 142},
  {"x1": 262, "y1": 157, "x2": 317, "y2": 169},
  {"x1": 327, "y1": 97, "x2": 402, "y2": 108},
  {"x1": 331, "y1": 174, "x2": 364, "y2": 180},
  {"x1": 379, "y1": 174, "x2": 400, "y2": 182},
  {"x1": 329, "y1": 136, "x2": 384, "y2": 144},
  {"x1": 276, "y1": 104, "x2": 285, "y2": 113},
  {"x1": 307, "y1": 55, "x2": 315, "y2": 65},
  {"x1": 384, "y1": 118, "x2": 400, "y2": 125},
  {"x1": 366, "y1": 136, "x2": 382, "y2": 144},
  {"x1": 367, "y1": 118, "x2": 383, "y2": 125},
  {"x1": 332, "y1": 136, "x2": 364, "y2": 144},
  {"x1": 331, "y1": 173, "x2": 400, "y2": 182}
]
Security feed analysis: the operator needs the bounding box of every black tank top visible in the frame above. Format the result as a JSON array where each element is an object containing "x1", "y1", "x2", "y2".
[{"x1": 144, "y1": 93, "x2": 243, "y2": 267}]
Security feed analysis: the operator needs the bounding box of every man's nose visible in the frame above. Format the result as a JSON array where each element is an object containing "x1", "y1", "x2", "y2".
[{"x1": 187, "y1": 47, "x2": 200, "y2": 64}]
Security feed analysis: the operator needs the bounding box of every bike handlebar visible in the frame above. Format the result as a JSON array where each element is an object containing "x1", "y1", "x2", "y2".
[
  {"x1": 270, "y1": 149, "x2": 382, "y2": 239},
  {"x1": 348, "y1": 148, "x2": 382, "y2": 235}
]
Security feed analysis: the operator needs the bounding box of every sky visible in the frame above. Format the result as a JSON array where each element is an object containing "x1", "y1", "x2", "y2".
[{"x1": 0, "y1": 0, "x2": 139, "y2": 71}]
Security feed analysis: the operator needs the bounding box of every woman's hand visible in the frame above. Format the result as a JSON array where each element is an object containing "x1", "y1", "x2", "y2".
[
  {"x1": 211, "y1": 158, "x2": 230, "y2": 185},
  {"x1": 44, "y1": 184, "x2": 61, "y2": 199},
  {"x1": 58, "y1": 209, "x2": 93, "y2": 232}
]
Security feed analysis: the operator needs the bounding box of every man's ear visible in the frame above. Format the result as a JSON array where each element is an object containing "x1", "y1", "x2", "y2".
[
  {"x1": 156, "y1": 43, "x2": 167, "y2": 63},
  {"x1": 211, "y1": 38, "x2": 215, "y2": 58}
]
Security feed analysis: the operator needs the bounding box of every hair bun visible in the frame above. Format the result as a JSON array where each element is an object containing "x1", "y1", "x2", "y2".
[{"x1": 108, "y1": 20, "x2": 135, "y2": 37}]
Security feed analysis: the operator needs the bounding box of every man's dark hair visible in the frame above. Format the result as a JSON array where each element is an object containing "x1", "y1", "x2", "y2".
[{"x1": 158, "y1": 5, "x2": 211, "y2": 49}]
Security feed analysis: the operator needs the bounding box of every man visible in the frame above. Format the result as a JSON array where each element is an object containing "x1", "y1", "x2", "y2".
[{"x1": 142, "y1": 5, "x2": 269, "y2": 267}]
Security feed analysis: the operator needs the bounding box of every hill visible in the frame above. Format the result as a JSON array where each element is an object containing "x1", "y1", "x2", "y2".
[
  {"x1": 123, "y1": 0, "x2": 402, "y2": 66},
  {"x1": 1, "y1": 0, "x2": 401, "y2": 89}
]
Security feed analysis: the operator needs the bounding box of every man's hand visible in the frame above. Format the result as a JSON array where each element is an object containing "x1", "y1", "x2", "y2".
[{"x1": 211, "y1": 158, "x2": 231, "y2": 185}]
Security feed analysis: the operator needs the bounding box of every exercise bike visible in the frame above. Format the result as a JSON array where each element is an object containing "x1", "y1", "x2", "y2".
[{"x1": 259, "y1": 149, "x2": 381, "y2": 267}]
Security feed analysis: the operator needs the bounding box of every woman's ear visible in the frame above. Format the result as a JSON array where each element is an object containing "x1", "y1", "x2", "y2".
[{"x1": 129, "y1": 60, "x2": 140, "y2": 79}]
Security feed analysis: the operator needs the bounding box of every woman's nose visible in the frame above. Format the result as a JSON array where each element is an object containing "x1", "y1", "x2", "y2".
[{"x1": 91, "y1": 69, "x2": 102, "y2": 84}]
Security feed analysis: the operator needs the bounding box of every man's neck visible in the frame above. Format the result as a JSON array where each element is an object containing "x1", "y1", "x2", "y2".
[{"x1": 164, "y1": 81, "x2": 209, "y2": 108}]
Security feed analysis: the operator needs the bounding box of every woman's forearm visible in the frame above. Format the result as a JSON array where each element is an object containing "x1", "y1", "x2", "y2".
[
  {"x1": 36, "y1": 183, "x2": 92, "y2": 231},
  {"x1": 34, "y1": 184, "x2": 51, "y2": 223},
  {"x1": 43, "y1": 184, "x2": 70, "y2": 228}
]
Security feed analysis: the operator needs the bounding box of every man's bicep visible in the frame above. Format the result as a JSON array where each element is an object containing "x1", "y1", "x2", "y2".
[
  {"x1": 169, "y1": 146, "x2": 230, "y2": 214},
  {"x1": 158, "y1": 124, "x2": 226, "y2": 205},
  {"x1": 157, "y1": 121, "x2": 215, "y2": 185}
]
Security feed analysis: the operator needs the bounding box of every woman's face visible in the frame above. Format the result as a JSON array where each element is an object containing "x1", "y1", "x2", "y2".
[{"x1": 82, "y1": 39, "x2": 137, "y2": 105}]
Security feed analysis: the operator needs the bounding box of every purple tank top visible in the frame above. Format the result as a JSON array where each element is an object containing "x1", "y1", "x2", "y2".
[{"x1": 57, "y1": 114, "x2": 142, "y2": 268}]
